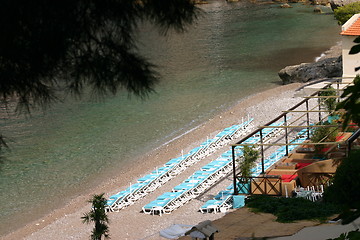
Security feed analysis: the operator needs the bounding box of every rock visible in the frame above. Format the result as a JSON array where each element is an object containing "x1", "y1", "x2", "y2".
[
  {"x1": 313, "y1": 7, "x2": 323, "y2": 12},
  {"x1": 310, "y1": 0, "x2": 330, "y2": 5},
  {"x1": 280, "y1": 3, "x2": 293, "y2": 7},
  {"x1": 289, "y1": 0, "x2": 307, "y2": 3},
  {"x1": 278, "y1": 56, "x2": 342, "y2": 84},
  {"x1": 329, "y1": 0, "x2": 359, "y2": 10}
]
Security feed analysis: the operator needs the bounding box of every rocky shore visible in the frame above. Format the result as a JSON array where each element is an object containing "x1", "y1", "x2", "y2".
[
  {"x1": 278, "y1": 43, "x2": 342, "y2": 84},
  {"x1": 272, "y1": 0, "x2": 358, "y2": 9}
]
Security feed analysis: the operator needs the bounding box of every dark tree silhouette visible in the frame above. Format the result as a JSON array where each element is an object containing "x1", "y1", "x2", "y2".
[
  {"x1": 0, "y1": 0, "x2": 199, "y2": 153},
  {"x1": 0, "y1": 0, "x2": 199, "y2": 112},
  {"x1": 82, "y1": 193, "x2": 110, "y2": 240},
  {"x1": 337, "y1": 76, "x2": 360, "y2": 127},
  {"x1": 336, "y1": 36, "x2": 360, "y2": 128},
  {"x1": 323, "y1": 150, "x2": 360, "y2": 224}
]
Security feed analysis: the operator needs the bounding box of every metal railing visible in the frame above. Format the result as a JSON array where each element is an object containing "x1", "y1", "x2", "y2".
[{"x1": 231, "y1": 78, "x2": 358, "y2": 195}]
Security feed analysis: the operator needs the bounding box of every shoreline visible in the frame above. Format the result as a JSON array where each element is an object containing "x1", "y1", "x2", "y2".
[
  {"x1": 2, "y1": 39, "x2": 343, "y2": 239},
  {"x1": 3, "y1": 82, "x2": 305, "y2": 240}
]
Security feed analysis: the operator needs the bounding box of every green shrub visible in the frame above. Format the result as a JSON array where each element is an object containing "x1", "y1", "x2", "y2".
[
  {"x1": 238, "y1": 146, "x2": 259, "y2": 179},
  {"x1": 311, "y1": 122, "x2": 338, "y2": 142},
  {"x1": 323, "y1": 150, "x2": 360, "y2": 209},
  {"x1": 310, "y1": 122, "x2": 339, "y2": 155},
  {"x1": 246, "y1": 195, "x2": 339, "y2": 223},
  {"x1": 334, "y1": 2, "x2": 360, "y2": 25},
  {"x1": 245, "y1": 195, "x2": 280, "y2": 213},
  {"x1": 319, "y1": 86, "x2": 337, "y2": 115}
]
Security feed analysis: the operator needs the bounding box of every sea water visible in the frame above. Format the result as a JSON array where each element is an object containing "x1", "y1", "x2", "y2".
[{"x1": 0, "y1": 1, "x2": 341, "y2": 235}]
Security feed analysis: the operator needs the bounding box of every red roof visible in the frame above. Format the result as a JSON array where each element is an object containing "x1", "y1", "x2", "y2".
[{"x1": 341, "y1": 16, "x2": 360, "y2": 36}]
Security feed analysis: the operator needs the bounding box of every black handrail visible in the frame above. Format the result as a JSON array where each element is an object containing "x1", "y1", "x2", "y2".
[
  {"x1": 232, "y1": 80, "x2": 343, "y2": 195},
  {"x1": 234, "y1": 90, "x2": 319, "y2": 145},
  {"x1": 347, "y1": 129, "x2": 360, "y2": 155}
]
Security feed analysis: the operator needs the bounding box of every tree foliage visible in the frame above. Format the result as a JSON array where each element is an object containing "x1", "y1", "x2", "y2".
[
  {"x1": 349, "y1": 36, "x2": 360, "y2": 56},
  {"x1": 0, "y1": 0, "x2": 199, "y2": 112},
  {"x1": 323, "y1": 150, "x2": 360, "y2": 225},
  {"x1": 334, "y1": 2, "x2": 360, "y2": 25},
  {"x1": 238, "y1": 146, "x2": 259, "y2": 178},
  {"x1": 336, "y1": 76, "x2": 360, "y2": 127},
  {"x1": 82, "y1": 193, "x2": 110, "y2": 240},
  {"x1": 310, "y1": 122, "x2": 338, "y2": 155},
  {"x1": 323, "y1": 150, "x2": 360, "y2": 209},
  {"x1": 319, "y1": 86, "x2": 337, "y2": 115}
]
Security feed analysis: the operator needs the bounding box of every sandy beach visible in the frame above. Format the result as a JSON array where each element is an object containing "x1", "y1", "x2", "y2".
[
  {"x1": 3, "y1": 82, "x2": 325, "y2": 240},
  {"x1": 0, "y1": 2, "x2": 344, "y2": 238}
]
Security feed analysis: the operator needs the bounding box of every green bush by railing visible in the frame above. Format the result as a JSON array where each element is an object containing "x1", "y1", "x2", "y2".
[{"x1": 245, "y1": 195, "x2": 339, "y2": 223}]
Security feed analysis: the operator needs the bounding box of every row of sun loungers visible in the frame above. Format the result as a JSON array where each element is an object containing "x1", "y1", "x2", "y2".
[
  {"x1": 142, "y1": 120, "x2": 286, "y2": 216},
  {"x1": 106, "y1": 118, "x2": 254, "y2": 212},
  {"x1": 199, "y1": 128, "x2": 308, "y2": 213},
  {"x1": 199, "y1": 190, "x2": 233, "y2": 213},
  {"x1": 142, "y1": 149, "x2": 244, "y2": 216}
]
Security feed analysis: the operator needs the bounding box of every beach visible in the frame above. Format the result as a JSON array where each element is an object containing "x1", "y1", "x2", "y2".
[
  {"x1": 3, "y1": 82, "x2": 324, "y2": 240},
  {"x1": 0, "y1": 2, "x2": 344, "y2": 237},
  {"x1": 0, "y1": 1, "x2": 342, "y2": 237}
]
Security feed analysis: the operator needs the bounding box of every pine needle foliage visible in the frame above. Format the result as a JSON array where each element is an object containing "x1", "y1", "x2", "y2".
[{"x1": 0, "y1": 0, "x2": 200, "y2": 112}]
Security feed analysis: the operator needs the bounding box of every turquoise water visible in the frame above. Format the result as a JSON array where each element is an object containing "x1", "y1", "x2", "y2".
[{"x1": 0, "y1": 2, "x2": 341, "y2": 235}]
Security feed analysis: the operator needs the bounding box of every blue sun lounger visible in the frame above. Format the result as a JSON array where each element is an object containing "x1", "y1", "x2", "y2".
[{"x1": 110, "y1": 118, "x2": 256, "y2": 212}]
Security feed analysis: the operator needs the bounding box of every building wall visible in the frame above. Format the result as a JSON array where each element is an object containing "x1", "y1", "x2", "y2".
[
  {"x1": 342, "y1": 14, "x2": 360, "y2": 79},
  {"x1": 342, "y1": 35, "x2": 360, "y2": 78}
]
